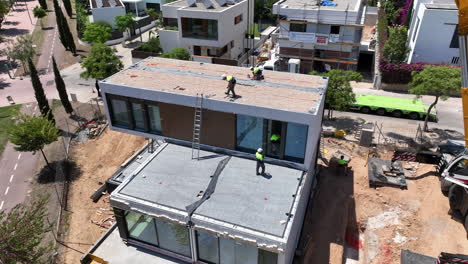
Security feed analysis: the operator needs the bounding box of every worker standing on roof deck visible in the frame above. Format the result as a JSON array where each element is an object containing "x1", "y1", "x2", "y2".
[
  {"x1": 222, "y1": 74, "x2": 237, "y2": 98},
  {"x1": 250, "y1": 66, "x2": 263, "y2": 80},
  {"x1": 256, "y1": 148, "x2": 265, "y2": 175}
]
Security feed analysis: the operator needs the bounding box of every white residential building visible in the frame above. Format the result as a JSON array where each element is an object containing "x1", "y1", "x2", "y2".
[
  {"x1": 272, "y1": 0, "x2": 369, "y2": 73},
  {"x1": 90, "y1": 0, "x2": 168, "y2": 33},
  {"x1": 407, "y1": 0, "x2": 459, "y2": 65},
  {"x1": 160, "y1": 0, "x2": 254, "y2": 65}
]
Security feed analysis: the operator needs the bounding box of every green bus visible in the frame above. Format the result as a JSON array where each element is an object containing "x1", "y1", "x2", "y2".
[{"x1": 349, "y1": 94, "x2": 437, "y2": 121}]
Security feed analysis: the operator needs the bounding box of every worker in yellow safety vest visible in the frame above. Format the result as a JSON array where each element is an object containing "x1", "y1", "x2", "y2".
[
  {"x1": 270, "y1": 133, "x2": 280, "y2": 155},
  {"x1": 338, "y1": 155, "x2": 348, "y2": 166},
  {"x1": 250, "y1": 66, "x2": 263, "y2": 80},
  {"x1": 256, "y1": 148, "x2": 265, "y2": 175},
  {"x1": 222, "y1": 74, "x2": 237, "y2": 98}
]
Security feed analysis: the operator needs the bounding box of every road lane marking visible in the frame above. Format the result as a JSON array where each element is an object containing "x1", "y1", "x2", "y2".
[
  {"x1": 9, "y1": 175, "x2": 14, "y2": 183},
  {"x1": 0, "y1": 201, "x2": 3, "y2": 210},
  {"x1": 13, "y1": 163, "x2": 17, "y2": 170},
  {"x1": 4, "y1": 187, "x2": 9, "y2": 195},
  {"x1": 17, "y1": 153, "x2": 21, "y2": 160}
]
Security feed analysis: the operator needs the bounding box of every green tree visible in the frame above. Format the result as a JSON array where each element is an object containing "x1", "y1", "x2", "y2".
[
  {"x1": 83, "y1": 22, "x2": 112, "y2": 44},
  {"x1": 33, "y1": 6, "x2": 47, "y2": 29},
  {"x1": 310, "y1": 70, "x2": 363, "y2": 119},
  {"x1": 38, "y1": 0, "x2": 47, "y2": 10},
  {"x1": 409, "y1": 66, "x2": 461, "y2": 131},
  {"x1": 80, "y1": 43, "x2": 123, "y2": 80},
  {"x1": 53, "y1": 0, "x2": 76, "y2": 54},
  {"x1": 63, "y1": 0, "x2": 73, "y2": 17},
  {"x1": 76, "y1": 2, "x2": 88, "y2": 35},
  {"x1": 383, "y1": 25, "x2": 409, "y2": 64},
  {"x1": 52, "y1": 57, "x2": 73, "y2": 114},
  {"x1": 136, "y1": 37, "x2": 162, "y2": 53},
  {"x1": 28, "y1": 58, "x2": 55, "y2": 123},
  {"x1": 6, "y1": 35, "x2": 35, "y2": 73},
  {"x1": 161, "y1": 48, "x2": 190, "y2": 60},
  {"x1": 8, "y1": 112, "x2": 59, "y2": 169},
  {"x1": 0, "y1": 0, "x2": 10, "y2": 21},
  {"x1": 115, "y1": 13, "x2": 139, "y2": 44},
  {"x1": 0, "y1": 196, "x2": 53, "y2": 264}
]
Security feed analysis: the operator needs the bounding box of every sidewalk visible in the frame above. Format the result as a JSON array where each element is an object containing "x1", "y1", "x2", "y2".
[{"x1": 0, "y1": 0, "x2": 39, "y2": 80}]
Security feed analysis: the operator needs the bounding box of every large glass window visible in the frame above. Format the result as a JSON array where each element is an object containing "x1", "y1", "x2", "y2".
[
  {"x1": 284, "y1": 122, "x2": 308, "y2": 163},
  {"x1": 181, "y1": 18, "x2": 218, "y2": 40},
  {"x1": 258, "y1": 249, "x2": 278, "y2": 264},
  {"x1": 155, "y1": 219, "x2": 191, "y2": 257},
  {"x1": 236, "y1": 115, "x2": 264, "y2": 153},
  {"x1": 197, "y1": 231, "x2": 219, "y2": 263},
  {"x1": 125, "y1": 211, "x2": 159, "y2": 246},
  {"x1": 220, "y1": 238, "x2": 257, "y2": 264},
  {"x1": 131, "y1": 103, "x2": 145, "y2": 130},
  {"x1": 110, "y1": 98, "x2": 130, "y2": 128},
  {"x1": 148, "y1": 104, "x2": 162, "y2": 134}
]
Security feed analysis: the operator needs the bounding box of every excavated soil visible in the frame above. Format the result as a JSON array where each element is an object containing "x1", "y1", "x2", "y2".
[{"x1": 59, "y1": 128, "x2": 145, "y2": 264}]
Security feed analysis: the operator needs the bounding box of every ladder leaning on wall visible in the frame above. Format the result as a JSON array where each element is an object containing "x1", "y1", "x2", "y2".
[{"x1": 192, "y1": 94, "x2": 204, "y2": 160}]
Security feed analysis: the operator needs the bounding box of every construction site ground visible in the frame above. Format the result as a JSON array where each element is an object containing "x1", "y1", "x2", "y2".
[
  {"x1": 58, "y1": 128, "x2": 145, "y2": 264},
  {"x1": 296, "y1": 138, "x2": 468, "y2": 264}
]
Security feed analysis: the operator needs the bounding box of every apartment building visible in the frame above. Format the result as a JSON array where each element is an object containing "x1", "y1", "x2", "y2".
[
  {"x1": 159, "y1": 0, "x2": 254, "y2": 65},
  {"x1": 407, "y1": 0, "x2": 459, "y2": 65},
  {"x1": 81, "y1": 57, "x2": 328, "y2": 264},
  {"x1": 272, "y1": 0, "x2": 367, "y2": 73}
]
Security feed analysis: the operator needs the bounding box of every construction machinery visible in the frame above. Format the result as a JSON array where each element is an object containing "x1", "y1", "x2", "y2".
[{"x1": 438, "y1": 0, "x2": 468, "y2": 234}]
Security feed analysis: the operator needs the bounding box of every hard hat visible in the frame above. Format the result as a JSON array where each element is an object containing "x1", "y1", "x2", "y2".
[
  {"x1": 257, "y1": 148, "x2": 263, "y2": 153},
  {"x1": 221, "y1": 74, "x2": 227, "y2": 79}
]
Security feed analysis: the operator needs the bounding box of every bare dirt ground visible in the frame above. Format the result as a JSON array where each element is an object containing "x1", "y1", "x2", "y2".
[
  {"x1": 296, "y1": 138, "x2": 468, "y2": 264},
  {"x1": 58, "y1": 128, "x2": 145, "y2": 264}
]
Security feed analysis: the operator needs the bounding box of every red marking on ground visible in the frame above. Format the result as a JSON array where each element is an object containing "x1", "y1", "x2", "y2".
[
  {"x1": 159, "y1": 182, "x2": 163, "y2": 184},
  {"x1": 264, "y1": 198, "x2": 268, "y2": 200},
  {"x1": 130, "y1": 75, "x2": 138, "y2": 78},
  {"x1": 345, "y1": 232, "x2": 363, "y2": 250},
  {"x1": 378, "y1": 243, "x2": 392, "y2": 263}
]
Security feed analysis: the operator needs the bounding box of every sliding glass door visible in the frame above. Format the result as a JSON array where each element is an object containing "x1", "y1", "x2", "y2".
[{"x1": 236, "y1": 115, "x2": 264, "y2": 153}]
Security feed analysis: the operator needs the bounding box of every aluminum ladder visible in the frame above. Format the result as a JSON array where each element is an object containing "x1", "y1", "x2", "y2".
[{"x1": 192, "y1": 94, "x2": 203, "y2": 160}]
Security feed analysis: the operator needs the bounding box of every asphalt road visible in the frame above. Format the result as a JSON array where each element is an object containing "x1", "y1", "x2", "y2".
[{"x1": 0, "y1": 103, "x2": 39, "y2": 211}]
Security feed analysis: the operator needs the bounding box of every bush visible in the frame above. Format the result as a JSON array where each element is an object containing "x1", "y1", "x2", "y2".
[
  {"x1": 136, "y1": 37, "x2": 163, "y2": 53},
  {"x1": 383, "y1": 25, "x2": 409, "y2": 64},
  {"x1": 76, "y1": 3, "x2": 88, "y2": 36},
  {"x1": 380, "y1": 60, "x2": 428, "y2": 83},
  {"x1": 161, "y1": 48, "x2": 190, "y2": 60}
]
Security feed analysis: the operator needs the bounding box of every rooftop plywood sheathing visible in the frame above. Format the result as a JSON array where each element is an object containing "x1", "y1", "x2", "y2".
[{"x1": 105, "y1": 57, "x2": 327, "y2": 114}]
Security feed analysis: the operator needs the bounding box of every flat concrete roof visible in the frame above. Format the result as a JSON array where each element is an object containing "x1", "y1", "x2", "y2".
[
  {"x1": 165, "y1": 0, "x2": 243, "y2": 11},
  {"x1": 279, "y1": 0, "x2": 360, "y2": 11},
  {"x1": 104, "y1": 57, "x2": 327, "y2": 114},
  {"x1": 112, "y1": 143, "x2": 304, "y2": 238},
  {"x1": 425, "y1": 0, "x2": 457, "y2": 9}
]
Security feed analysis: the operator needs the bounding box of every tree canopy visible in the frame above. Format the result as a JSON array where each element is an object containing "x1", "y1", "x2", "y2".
[
  {"x1": 115, "y1": 13, "x2": 136, "y2": 33},
  {"x1": 161, "y1": 48, "x2": 191, "y2": 60},
  {"x1": 8, "y1": 113, "x2": 59, "y2": 169},
  {"x1": 409, "y1": 65, "x2": 461, "y2": 131},
  {"x1": 52, "y1": 56, "x2": 73, "y2": 114},
  {"x1": 33, "y1": 6, "x2": 47, "y2": 29},
  {"x1": 83, "y1": 22, "x2": 112, "y2": 44},
  {"x1": 5, "y1": 35, "x2": 35, "y2": 72},
  {"x1": 80, "y1": 43, "x2": 123, "y2": 80},
  {"x1": 310, "y1": 70, "x2": 363, "y2": 119},
  {"x1": 383, "y1": 25, "x2": 409, "y2": 64},
  {"x1": 0, "y1": 195, "x2": 52, "y2": 264}
]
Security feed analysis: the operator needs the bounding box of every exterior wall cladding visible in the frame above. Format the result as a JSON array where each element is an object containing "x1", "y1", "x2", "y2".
[{"x1": 99, "y1": 75, "x2": 326, "y2": 264}]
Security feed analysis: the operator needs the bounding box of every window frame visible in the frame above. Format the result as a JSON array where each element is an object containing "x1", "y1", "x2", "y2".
[
  {"x1": 289, "y1": 23, "x2": 307, "y2": 33},
  {"x1": 181, "y1": 17, "x2": 218, "y2": 40},
  {"x1": 106, "y1": 94, "x2": 162, "y2": 135}
]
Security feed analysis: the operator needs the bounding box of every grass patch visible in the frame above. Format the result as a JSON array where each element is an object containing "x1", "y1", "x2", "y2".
[{"x1": 0, "y1": 104, "x2": 22, "y2": 156}]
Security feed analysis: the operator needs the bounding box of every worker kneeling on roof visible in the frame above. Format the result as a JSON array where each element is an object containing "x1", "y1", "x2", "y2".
[
  {"x1": 222, "y1": 74, "x2": 237, "y2": 98},
  {"x1": 250, "y1": 66, "x2": 264, "y2": 80}
]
